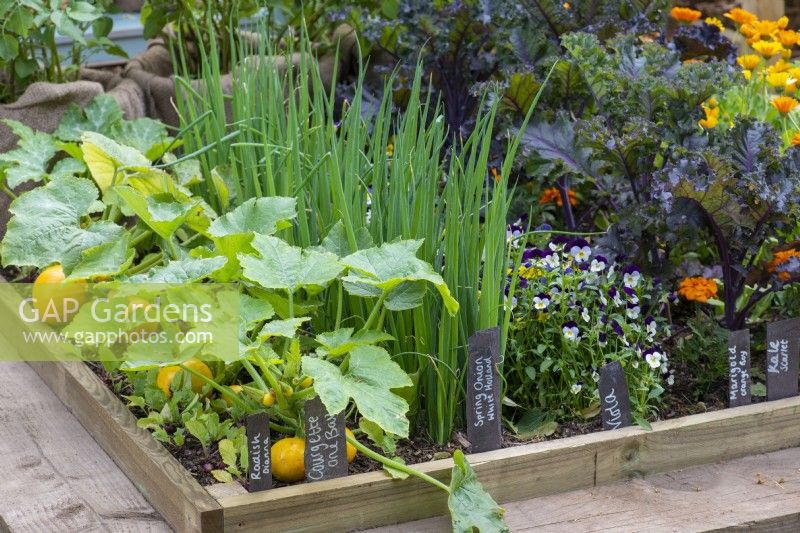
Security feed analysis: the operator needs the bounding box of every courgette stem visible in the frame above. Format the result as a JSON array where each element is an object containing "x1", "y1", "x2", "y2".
[{"x1": 345, "y1": 434, "x2": 450, "y2": 493}]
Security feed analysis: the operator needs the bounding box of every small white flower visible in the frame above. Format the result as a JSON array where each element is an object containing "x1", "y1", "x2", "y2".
[
  {"x1": 623, "y1": 270, "x2": 641, "y2": 288},
  {"x1": 533, "y1": 296, "x2": 550, "y2": 310},
  {"x1": 645, "y1": 351, "x2": 662, "y2": 369},
  {"x1": 599, "y1": 294, "x2": 608, "y2": 306},
  {"x1": 544, "y1": 253, "x2": 560, "y2": 269},
  {"x1": 660, "y1": 362, "x2": 669, "y2": 374},
  {"x1": 581, "y1": 307, "x2": 590, "y2": 322},
  {"x1": 646, "y1": 321, "x2": 657, "y2": 337},
  {"x1": 626, "y1": 306, "x2": 640, "y2": 320},
  {"x1": 590, "y1": 258, "x2": 606, "y2": 272},
  {"x1": 570, "y1": 245, "x2": 592, "y2": 263},
  {"x1": 667, "y1": 374, "x2": 675, "y2": 386},
  {"x1": 570, "y1": 382, "x2": 583, "y2": 394},
  {"x1": 613, "y1": 293, "x2": 624, "y2": 306},
  {"x1": 562, "y1": 324, "x2": 580, "y2": 342}
]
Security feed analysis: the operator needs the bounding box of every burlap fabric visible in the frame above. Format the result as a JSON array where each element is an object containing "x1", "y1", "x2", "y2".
[{"x1": 0, "y1": 26, "x2": 358, "y2": 237}]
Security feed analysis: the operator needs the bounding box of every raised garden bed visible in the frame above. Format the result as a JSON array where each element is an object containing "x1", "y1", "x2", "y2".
[{"x1": 28, "y1": 359, "x2": 800, "y2": 532}]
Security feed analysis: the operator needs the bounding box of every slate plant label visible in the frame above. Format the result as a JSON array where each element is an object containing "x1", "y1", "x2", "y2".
[
  {"x1": 246, "y1": 412, "x2": 272, "y2": 491},
  {"x1": 598, "y1": 361, "x2": 632, "y2": 431},
  {"x1": 728, "y1": 329, "x2": 751, "y2": 407},
  {"x1": 304, "y1": 396, "x2": 348, "y2": 481},
  {"x1": 466, "y1": 327, "x2": 502, "y2": 453},
  {"x1": 766, "y1": 318, "x2": 800, "y2": 401}
]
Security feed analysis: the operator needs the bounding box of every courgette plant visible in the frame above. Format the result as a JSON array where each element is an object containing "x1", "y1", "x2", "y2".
[{"x1": 0, "y1": 96, "x2": 508, "y2": 531}]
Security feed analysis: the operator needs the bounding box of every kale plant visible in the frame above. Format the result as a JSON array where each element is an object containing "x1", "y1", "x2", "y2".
[
  {"x1": 517, "y1": 33, "x2": 734, "y2": 267},
  {"x1": 654, "y1": 119, "x2": 800, "y2": 330}
]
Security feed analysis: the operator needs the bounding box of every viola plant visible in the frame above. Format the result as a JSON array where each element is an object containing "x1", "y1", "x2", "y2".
[{"x1": 505, "y1": 235, "x2": 671, "y2": 431}]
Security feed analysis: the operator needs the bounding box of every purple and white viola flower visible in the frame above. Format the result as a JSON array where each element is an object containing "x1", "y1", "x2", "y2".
[
  {"x1": 562, "y1": 321, "x2": 580, "y2": 342},
  {"x1": 598, "y1": 332, "x2": 607, "y2": 347},
  {"x1": 645, "y1": 316, "x2": 657, "y2": 338},
  {"x1": 581, "y1": 307, "x2": 590, "y2": 322},
  {"x1": 643, "y1": 347, "x2": 663, "y2": 369},
  {"x1": 622, "y1": 264, "x2": 641, "y2": 289},
  {"x1": 570, "y1": 243, "x2": 592, "y2": 263},
  {"x1": 621, "y1": 286, "x2": 639, "y2": 304},
  {"x1": 543, "y1": 251, "x2": 560, "y2": 270},
  {"x1": 608, "y1": 286, "x2": 624, "y2": 306},
  {"x1": 626, "y1": 303, "x2": 641, "y2": 320},
  {"x1": 532, "y1": 293, "x2": 550, "y2": 311},
  {"x1": 570, "y1": 382, "x2": 583, "y2": 394},
  {"x1": 590, "y1": 255, "x2": 608, "y2": 272},
  {"x1": 506, "y1": 222, "x2": 524, "y2": 243}
]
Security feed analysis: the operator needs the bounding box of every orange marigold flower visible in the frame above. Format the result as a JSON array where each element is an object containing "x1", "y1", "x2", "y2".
[
  {"x1": 768, "y1": 249, "x2": 800, "y2": 281},
  {"x1": 671, "y1": 7, "x2": 702, "y2": 23},
  {"x1": 752, "y1": 40, "x2": 784, "y2": 57},
  {"x1": 772, "y1": 95, "x2": 800, "y2": 114},
  {"x1": 778, "y1": 30, "x2": 798, "y2": 48},
  {"x1": 737, "y1": 54, "x2": 761, "y2": 70},
  {"x1": 724, "y1": 8, "x2": 758, "y2": 26},
  {"x1": 750, "y1": 19, "x2": 782, "y2": 39},
  {"x1": 739, "y1": 24, "x2": 758, "y2": 39},
  {"x1": 792, "y1": 132, "x2": 800, "y2": 146},
  {"x1": 538, "y1": 187, "x2": 577, "y2": 207},
  {"x1": 678, "y1": 277, "x2": 718, "y2": 303}
]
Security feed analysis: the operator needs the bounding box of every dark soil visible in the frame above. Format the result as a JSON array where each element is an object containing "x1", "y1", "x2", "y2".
[
  {"x1": 0, "y1": 265, "x2": 36, "y2": 283},
  {"x1": 88, "y1": 348, "x2": 742, "y2": 490}
]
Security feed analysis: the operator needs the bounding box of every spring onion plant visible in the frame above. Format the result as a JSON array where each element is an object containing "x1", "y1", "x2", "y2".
[{"x1": 172, "y1": 23, "x2": 543, "y2": 443}]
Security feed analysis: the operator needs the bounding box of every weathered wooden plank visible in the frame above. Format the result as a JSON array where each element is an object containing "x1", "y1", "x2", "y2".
[
  {"x1": 27, "y1": 361, "x2": 221, "y2": 532},
  {"x1": 741, "y1": 0, "x2": 785, "y2": 20},
  {"x1": 219, "y1": 398, "x2": 800, "y2": 532},
  {"x1": 0, "y1": 361, "x2": 169, "y2": 533},
  {"x1": 368, "y1": 447, "x2": 800, "y2": 532},
  {"x1": 595, "y1": 399, "x2": 800, "y2": 484}
]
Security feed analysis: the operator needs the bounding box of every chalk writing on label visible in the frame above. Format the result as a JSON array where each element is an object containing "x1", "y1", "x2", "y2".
[
  {"x1": 246, "y1": 412, "x2": 272, "y2": 491},
  {"x1": 473, "y1": 355, "x2": 497, "y2": 427},
  {"x1": 306, "y1": 414, "x2": 340, "y2": 480},
  {"x1": 598, "y1": 360, "x2": 632, "y2": 431},
  {"x1": 767, "y1": 339, "x2": 790, "y2": 374},
  {"x1": 766, "y1": 319, "x2": 800, "y2": 401},
  {"x1": 249, "y1": 431, "x2": 270, "y2": 481},
  {"x1": 303, "y1": 399, "x2": 347, "y2": 482},
  {"x1": 728, "y1": 344, "x2": 750, "y2": 401},
  {"x1": 603, "y1": 388, "x2": 623, "y2": 430},
  {"x1": 466, "y1": 327, "x2": 503, "y2": 453}
]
